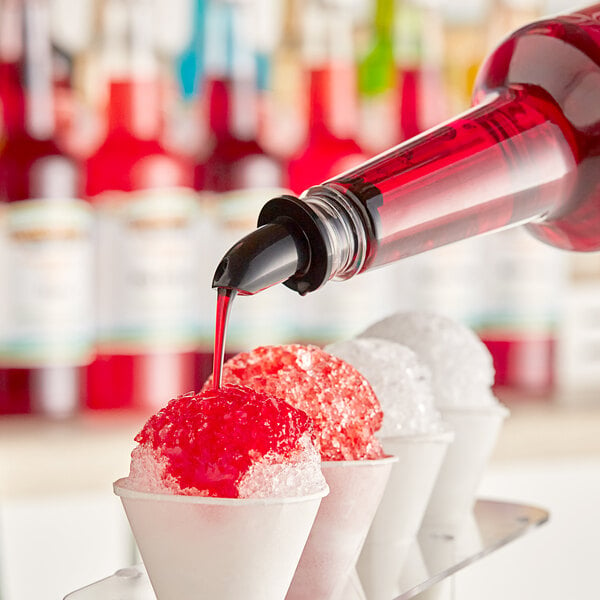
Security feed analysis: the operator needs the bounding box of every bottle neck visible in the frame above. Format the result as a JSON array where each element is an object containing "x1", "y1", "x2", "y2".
[
  {"x1": 325, "y1": 86, "x2": 577, "y2": 271},
  {"x1": 302, "y1": 2, "x2": 358, "y2": 140},
  {"x1": 206, "y1": 77, "x2": 230, "y2": 137},
  {"x1": 215, "y1": 85, "x2": 579, "y2": 297},
  {"x1": 358, "y1": 0, "x2": 395, "y2": 97},
  {"x1": 106, "y1": 78, "x2": 161, "y2": 139},
  {"x1": 99, "y1": 0, "x2": 161, "y2": 139},
  {"x1": 0, "y1": 61, "x2": 25, "y2": 133},
  {"x1": 0, "y1": 0, "x2": 55, "y2": 139},
  {"x1": 23, "y1": 0, "x2": 55, "y2": 140},
  {"x1": 306, "y1": 67, "x2": 331, "y2": 135}
]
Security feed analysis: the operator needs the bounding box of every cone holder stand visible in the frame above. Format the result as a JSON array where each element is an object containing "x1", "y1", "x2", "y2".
[{"x1": 64, "y1": 499, "x2": 548, "y2": 600}]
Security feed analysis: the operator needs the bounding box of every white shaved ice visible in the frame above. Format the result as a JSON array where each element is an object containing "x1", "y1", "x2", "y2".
[
  {"x1": 360, "y1": 311, "x2": 500, "y2": 410},
  {"x1": 238, "y1": 433, "x2": 325, "y2": 498},
  {"x1": 325, "y1": 337, "x2": 445, "y2": 437}
]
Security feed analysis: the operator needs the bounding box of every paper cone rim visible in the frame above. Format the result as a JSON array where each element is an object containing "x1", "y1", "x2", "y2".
[
  {"x1": 320, "y1": 455, "x2": 398, "y2": 469},
  {"x1": 114, "y1": 478, "x2": 329, "y2": 505},
  {"x1": 380, "y1": 427, "x2": 455, "y2": 445}
]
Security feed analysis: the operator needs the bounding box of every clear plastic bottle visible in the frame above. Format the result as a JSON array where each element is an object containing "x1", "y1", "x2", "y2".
[{"x1": 213, "y1": 4, "x2": 600, "y2": 297}]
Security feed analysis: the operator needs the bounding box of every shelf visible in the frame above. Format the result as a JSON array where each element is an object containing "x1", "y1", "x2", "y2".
[
  {"x1": 64, "y1": 499, "x2": 549, "y2": 600},
  {"x1": 392, "y1": 499, "x2": 548, "y2": 599}
]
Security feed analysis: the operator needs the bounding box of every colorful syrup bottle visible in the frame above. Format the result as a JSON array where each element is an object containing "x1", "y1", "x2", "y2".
[
  {"x1": 85, "y1": 0, "x2": 201, "y2": 411},
  {"x1": 357, "y1": 0, "x2": 398, "y2": 153},
  {"x1": 0, "y1": 0, "x2": 93, "y2": 416},
  {"x1": 213, "y1": 4, "x2": 600, "y2": 297},
  {"x1": 286, "y1": 0, "x2": 367, "y2": 195}
]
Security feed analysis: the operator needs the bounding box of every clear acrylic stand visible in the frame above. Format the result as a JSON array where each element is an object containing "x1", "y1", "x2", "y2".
[{"x1": 64, "y1": 499, "x2": 549, "y2": 600}]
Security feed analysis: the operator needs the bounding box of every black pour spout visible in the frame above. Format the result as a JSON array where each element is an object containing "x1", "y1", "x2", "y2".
[
  {"x1": 211, "y1": 220, "x2": 308, "y2": 295},
  {"x1": 211, "y1": 191, "x2": 368, "y2": 295}
]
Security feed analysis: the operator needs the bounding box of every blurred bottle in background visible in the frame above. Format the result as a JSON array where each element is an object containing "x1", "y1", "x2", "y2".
[
  {"x1": 195, "y1": 0, "x2": 283, "y2": 193},
  {"x1": 474, "y1": 0, "x2": 559, "y2": 397},
  {"x1": 478, "y1": 228, "x2": 566, "y2": 396},
  {"x1": 194, "y1": 0, "x2": 290, "y2": 383},
  {"x1": 356, "y1": 0, "x2": 397, "y2": 153},
  {"x1": 84, "y1": 0, "x2": 201, "y2": 411},
  {"x1": 441, "y1": 0, "x2": 490, "y2": 114},
  {"x1": 0, "y1": 0, "x2": 93, "y2": 417},
  {"x1": 286, "y1": 0, "x2": 367, "y2": 195}
]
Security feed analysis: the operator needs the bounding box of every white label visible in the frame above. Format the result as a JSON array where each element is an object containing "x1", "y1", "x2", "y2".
[
  {"x1": 96, "y1": 188, "x2": 204, "y2": 352},
  {"x1": 1, "y1": 198, "x2": 94, "y2": 367},
  {"x1": 479, "y1": 228, "x2": 567, "y2": 334}
]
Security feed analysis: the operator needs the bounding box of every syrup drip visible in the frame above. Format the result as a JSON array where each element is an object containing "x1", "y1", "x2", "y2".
[{"x1": 212, "y1": 287, "x2": 236, "y2": 389}]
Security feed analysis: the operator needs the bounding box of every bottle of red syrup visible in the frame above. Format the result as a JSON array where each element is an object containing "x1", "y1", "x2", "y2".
[
  {"x1": 286, "y1": 0, "x2": 368, "y2": 195},
  {"x1": 0, "y1": 0, "x2": 93, "y2": 417},
  {"x1": 85, "y1": 0, "x2": 201, "y2": 411},
  {"x1": 212, "y1": 5, "x2": 600, "y2": 302}
]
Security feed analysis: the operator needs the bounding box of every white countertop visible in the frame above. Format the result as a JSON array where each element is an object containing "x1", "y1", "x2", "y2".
[{"x1": 1, "y1": 392, "x2": 599, "y2": 499}]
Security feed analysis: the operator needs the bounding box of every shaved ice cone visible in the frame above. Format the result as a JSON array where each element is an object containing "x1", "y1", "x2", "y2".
[
  {"x1": 285, "y1": 456, "x2": 396, "y2": 600},
  {"x1": 114, "y1": 479, "x2": 328, "y2": 600}
]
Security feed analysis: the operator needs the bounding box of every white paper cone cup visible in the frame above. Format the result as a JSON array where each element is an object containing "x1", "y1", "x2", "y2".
[
  {"x1": 114, "y1": 479, "x2": 328, "y2": 600},
  {"x1": 356, "y1": 431, "x2": 452, "y2": 600},
  {"x1": 422, "y1": 405, "x2": 509, "y2": 530},
  {"x1": 285, "y1": 456, "x2": 396, "y2": 600},
  {"x1": 366, "y1": 430, "x2": 454, "y2": 546}
]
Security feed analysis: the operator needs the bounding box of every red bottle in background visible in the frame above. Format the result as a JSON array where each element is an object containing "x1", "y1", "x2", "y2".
[
  {"x1": 195, "y1": 0, "x2": 283, "y2": 194},
  {"x1": 85, "y1": 0, "x2": 201, "y2": 411},
  {"x1": 194, "y1": 0, "x2": 287, "y2": 385},
  {"x1": 286, "y1": 0, "x2": 368, "y2": 195},
  {"x1": 0, "y1": 0, "x2": 93, "y2": 416}
]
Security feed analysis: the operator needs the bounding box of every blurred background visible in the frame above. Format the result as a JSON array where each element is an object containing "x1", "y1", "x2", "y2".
[{"x1": 0, "y1": 0, "x2": 598, "y2": 598}]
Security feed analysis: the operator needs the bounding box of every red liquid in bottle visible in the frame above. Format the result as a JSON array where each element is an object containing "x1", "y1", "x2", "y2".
[
  {"x1": 195, "y1": 1, "x2": 283, "y2": 194},
  {"x1": 330, "y1": 8, "x2": 600, "y2": 267},
  {"x1": 286, "y1": 1, "x2": 367, "y2": 194}
]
